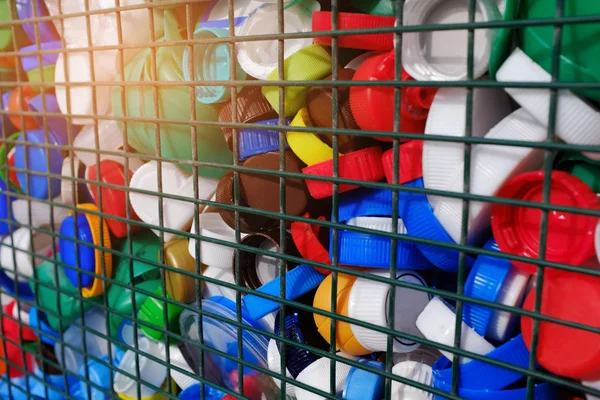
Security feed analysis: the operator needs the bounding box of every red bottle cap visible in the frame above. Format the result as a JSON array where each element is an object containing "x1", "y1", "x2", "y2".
[
  {"x1": 521, "y1": 271, "x2": 600, "y2": 381},
  {"x1": 302, "y1": 146, "x2": 385, "y2": 199},
  {"x1": 291, "y1": 213, "x2": 331, "y2": 274},
  {"x1": 7, "y1": 86, "x2": 40, "y2": 131},
  {"x1": 86, "y1": 160, "x2": 139, "y2": 238},
  {"x1": 382, "y1": 140, "x2": 424, "y2": 184},
  {"x1": 349, "y1": 51, "x2": 436, "y2": 141},
  {"x1": 2, "y1": 301, "x2": 37, "y2": 342},
  {"x1": 312, "y1": 12, "x2": 395, "y2": 51},
  {"x1": 491, "y1": 171, "x2": 599, "y2": 275}
]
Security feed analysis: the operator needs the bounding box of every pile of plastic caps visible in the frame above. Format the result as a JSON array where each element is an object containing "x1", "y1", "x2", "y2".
[{"x1": 0, "y1": 0, "x2": 599, "y2": 399}]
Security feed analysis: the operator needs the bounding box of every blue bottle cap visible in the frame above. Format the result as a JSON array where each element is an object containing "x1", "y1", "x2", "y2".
[
  {"x1": 273, "y1": 309, "x2": 315, "y2": 378},
  {"x1": 28, "y1": 306, "x2": 59, "y2": 346},
  {"x1": 15, "y1": 0, "x2": 61, "y2": 44},
  {"x1": 238, "y1": 118, "x2": 290, "y2": 160},
  {"x1": 70, "y1": 355, "x2": 112, "y2": 400},
  {"x1": 59, "y1": 214, "x2": 96, "y2": 289},
  {"x1": 14, "y1": 130, "x2": 63, "y2": 199},
  {"x1": 337, "y1": 188, "x2": 399, "y2": 223},
  {"x1": 242, "y1": 264, "x2": 325, "y2": 321},
  {"x1": 333, "y1": 228, "x2": 433, "y2": 270},
  {"x1": 399, "y1": 178, "x2": 475, "y2": 272},
  {"x1": 432, "y1": 380, "x2": 558, "y2": 400},
  {"x1": 29, "y1": 368, "x2": 75, "y2": 400},
  {"x1": 0, "y1": 177, "x2": 15, "y2": 236},
  {"x1": 19, "y1": 41, "x2": 62, "y2": 71},
  {"x1": 343, "y1": 359, "x2": 385, "y2": 400},
  {"x1": 432, "y1": 334, "x2": 530, "y2": 391},
  {"x1": 463, "y1": 238, "x2": 512, "y2": 337}
]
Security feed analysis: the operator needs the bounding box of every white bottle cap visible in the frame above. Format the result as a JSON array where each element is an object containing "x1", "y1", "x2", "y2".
[
  {"x1": 583, "y1": 379, "x2": 600, "y2": 400},
  {"x1": 496, "y1": 48, "x2": 600, "y2": 161},
  {"x1": 12, "y1": 197, "x2": 69, "y2": 229},
  {"x1": 113, "y1": 336, "x2": 167, "y2": 399},
  {"x1": 486, "y1": 268, "x2": 531, "y2": 342},
  {"x1": 267, "y1": 339, "x2": 297, "y2": 398},
  {"x1": 391, "y1": 361, "x2": 433, "y2": 400},
  {"x1": 1, "y1": 227, "x2": 55, "y2": 282},
  {"x1": 55, "y1": 51, "x2": 115, "y2": 125},
  {"x1": 130, "y1": 162, "x2": 218, "y2": 242},
  {"x1": 202, "y1": 265, "x2": 238, "y2": 301},
  {"x1": 346, "y1": 216, "x2": 407, "y2": 234},
  {"x1": 423, "y1": 87, "x2": 512, "y2": 211},
  {"x1": 295, "y1": 354, "x2": 356, "y2": 400},
  {"x1": 188, "y1": 213, "x2": 248, "y2": 269},
  {"x1": 402, "y1": 0, "x2": 501, "y2": 81},
  {"x1": 236, "y1": 1, "x2": 318, "y2": 79},
  {"x1": 416, "y1": 297, "x2": 495, "y2": 364},
  {"x1": 168, "y1": 344, "x2": 197, "y2": 391},
  {"x1": 348, "y1": 270, "x2": 430, "y2": 353},
  {"x1": 432, "y1": 108, "x2": 547, "y2": 244}
]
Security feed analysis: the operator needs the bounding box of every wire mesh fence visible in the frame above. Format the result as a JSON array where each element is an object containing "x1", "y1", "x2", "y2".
[{"x1": 0, "y1": 0, "x2": 598, "y2": 399}]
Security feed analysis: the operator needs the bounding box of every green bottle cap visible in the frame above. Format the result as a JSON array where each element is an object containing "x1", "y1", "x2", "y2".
[
  {"x1": 350, "y1": 0, "x2": 395, "y2": 16},
  {"x1": 518, "y1": 0, "x2": 600, "y2": 100},
  {"x1": 489, "y1": 0, "x2": 519, "y2": 79},
  {"x1": 138, "y1": 286, "x2": 184, "y2": 341},
  {"x1": 107, "y1": 232, "x2": 162, "y2": 340},
  {"x1": 25, "y1": 65, "x2": 56, "y2": 89},
  {"x1": 555, "y1": 152, "x2": 600, "y2": 193},
  {"x1": 111, "y1": 10, "x2": 232, "y2": 178},
  {"x1": 31, "y1": 253, "x2": 98, "y2": 332}
]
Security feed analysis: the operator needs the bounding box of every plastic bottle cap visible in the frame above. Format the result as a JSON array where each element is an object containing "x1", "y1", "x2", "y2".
[
  {"x1": 343, "y1": 359, "x2": 385, "y2": 400},
  {"x1": 0, "y1": 227, "x2": 54, "y2": 282},
  {"x1": 188, "y1": 213, "x2": 248, "y2": 269},
  {"x1": 344, "y1": 51, "x2": 381, "y2": 71},
  {"x1": 113, "y1": 337, "x2": 168, "y2": 399},
  {"x1": 19, "y1": 41, "x2": 62, "y2": 72},
  {"x1": 518, "y1": 0, "x2": 600, "y2": 101},
  {"x1": 287, "y1": 107, "x2": 340, "y2": 166},
  {"x1": 349, "y1": 52, "x2": 433, "y2": 136},
  {"x1": 55, "y1": 51, "x2": 114, "y2": 124},
  {"x1": 236, "y1": 2, "x2": 316, "y2": 80},
  {"x1": 398, "y1": 178, "x2": 475, "y2": 272},
  {"x1": 382, "y1": 140, "x2": 424, "y2": 185},
  {"x1": 391, "y1": 361, "x2": 433, "y2": 400},
  {"x1": 16, "y1": 0, "x2": 60, "y2": 43},
  {"x1": 72, "y1": 120, "x2": 144, "y2": 170},
  {"x1": 312, "y1": 12, "x2": 395, "y2": 51},
  {"x1": 583, "y1": 380, "x2": 600, "y2": 400},
  {"x1": 4, "y1": 301, "x2": 36, "y2": 341},
  {"x1": 521, "y1": 271, "x2": 600, "y2": 381},
  {"x1": 496, "y1": 48, "x2": 600, "y2": 161},
  {"x1": 68, "y1": 203, "x2": 113, "y2": 298},
  {"x1": 14, "y1": 130, "x2": 63, "y2": 199},
  {"x1": 87, "y1": 160, "x2": 138, "y2": 238},
  {"x1": 422, "y1": 87, "x2": 512, "y2": 211},
  {"x1": 432, "y1": 108, "x2": 547, "y2": 245},
  {"x1": 555, "y1": 152, "x2": 600, "y2": 194},
  {"x1": 59, "y1": 213, "x2": 96, "y2": 289},
  {"x1": 168, "y1": 344, "x2": 197, "y2": 391},
  {"x1": 291, "y1": 213, "x2": 332, "y2": 274},
  {"x1": 303, "y1": 146, "x2": 385, "y2": 199},
  {"x1": 182, "y1": 27, "x2": 246, "y2": 104},
  {"x1": 197, "y1": 0, "x2": 262, "y2": 35},
  {"x1": 267, "y1": 339, "x2": 297, "y2": 398},
  {"x1": 433, "y1": 377, "x2": 556, "y2": 399},
  {"x1": 348, "y1": 270, "x2": 430, "y2": 353},
  {"x1": 164, "y1": 238, "x2": 201, "y2": 304},
  {"x1": 138, "y1": 286, "x2": 184, "y2": 341},
  {"x1": 491, "y1": 170, "x2": 599, "y2": 275},
  {"x1": 463, "y1": 238, "x2": 531, "y2": 342},
  {"x1": 12, "y1": 196, "x2": 69, "y2": 230},
  {"x1": 262, "y1": 44, "x2": 333, "y2": 118},
  {"x1": 7, "y1": 86, "x2": 39, "y2": 131},
  {"x1": 402, "y1": 0, "x2": 500, "y2": 81},
  {"x1": 238, "y1": 118, "x2": 290, "y2": 160},
  {"x1": 130, "y1": 161, "x2": 218, "y2": 242},
  {"x1": 202, "y1": 265, "x2": 238, "y2": 302},
  {"x1": 432, "y1": 333, "x2": 532, "y2": 391},
  {"x1": 243, "y1": 264, "x2": 324, "y2": 321},
  {"x1": 596, "y1": 220, "x2": 600, "y2": 264},
  {"x1": 294, "y1": 354, "x2": 355, "y2": 400},
  {"x1": 416, "y1": 297, "x2": 495, "y2": 364},
  {"x1": 312, "y1": 272, "x2": 370, "y2": 356}
]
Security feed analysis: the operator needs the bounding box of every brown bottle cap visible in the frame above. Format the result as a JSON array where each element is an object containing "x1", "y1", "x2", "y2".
[
  {"x1": 307, "y1": 70, "x2": 374, "y2": 153},
  {"x1": 233, "y1": 229, "x2": 300, "y2": 290},
  {"x1": 218, "y1": 86, "x2": 278, "y2": 150},
  {"x1": 239, "y1": 151, "x2": 308, "y2": 217},
  {"x1": 215, "y1": 171, "x2": 279, "y2": 233},
  {"x1": 37, "y1": 342, "x2": 62, "y2": 375},
  {"x1": 164, "y1": 238, "x2": 203, "y2": 304}
]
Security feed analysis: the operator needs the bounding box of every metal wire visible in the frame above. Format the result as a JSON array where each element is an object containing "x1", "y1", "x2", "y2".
[{"x1": 0, "y1": 1, "x2": 598, "y2": 400}]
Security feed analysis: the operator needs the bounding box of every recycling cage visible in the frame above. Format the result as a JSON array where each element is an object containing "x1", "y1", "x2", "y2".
[{"x1": 0, "y1": 0, "x2": 598, "y2": 399}]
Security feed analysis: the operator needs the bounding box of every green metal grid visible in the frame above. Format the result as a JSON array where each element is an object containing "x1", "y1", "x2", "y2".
[{"x1": 0, "y1": 0, "x2": 597, "y2": 399}]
